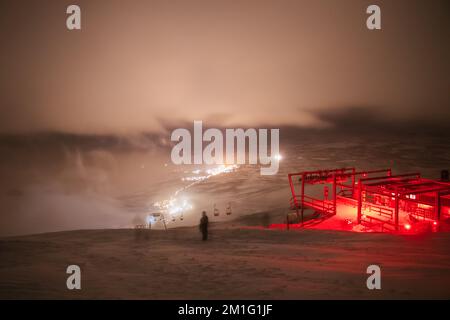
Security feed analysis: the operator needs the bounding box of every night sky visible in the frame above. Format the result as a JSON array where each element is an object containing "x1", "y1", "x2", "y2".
[{"x1": 0, "y1": 0, "x2": 449, "y2": 134}]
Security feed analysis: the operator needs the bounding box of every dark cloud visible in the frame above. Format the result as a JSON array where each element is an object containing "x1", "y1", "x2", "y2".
[
  {"x1": 0, "y1": 0, "x2": 449, "y2": 134},
  {"x1": 310, "y1": 106, "x2": 450, "y2": 135}
]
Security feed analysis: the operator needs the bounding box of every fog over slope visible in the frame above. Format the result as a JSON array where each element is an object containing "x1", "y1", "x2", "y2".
[{"x1": 1, "y1": 126, "x2": 449, "y2": 236}]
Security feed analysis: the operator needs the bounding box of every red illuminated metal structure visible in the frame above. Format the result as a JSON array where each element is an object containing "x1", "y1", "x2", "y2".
[{"x1": 288, "y1": 168, "x2": 450, "y2": 232}]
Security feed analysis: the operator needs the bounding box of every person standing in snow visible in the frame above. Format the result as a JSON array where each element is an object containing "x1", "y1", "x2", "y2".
[{"x1": 199, "y1": 211, "x2": 209, "y2": 241}]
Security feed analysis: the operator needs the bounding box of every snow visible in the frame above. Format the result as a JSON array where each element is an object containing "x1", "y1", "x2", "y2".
[{"x1": 1, "y1": 218, "x2": 450, "y2": 299}]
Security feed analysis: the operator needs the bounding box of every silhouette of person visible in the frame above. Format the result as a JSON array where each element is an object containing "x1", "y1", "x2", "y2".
[{"x1": 199, "y1": 211, "x2": 209, "y2": 241}]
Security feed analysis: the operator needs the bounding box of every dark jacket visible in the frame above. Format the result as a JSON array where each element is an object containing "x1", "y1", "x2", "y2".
[{"x1": 199, "y1": 216, "x2": 209, "y2": 232}]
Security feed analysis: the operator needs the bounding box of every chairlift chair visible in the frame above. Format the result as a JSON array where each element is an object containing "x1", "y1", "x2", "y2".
[
  {"x1": 213, "y1": 204, "x2": 220, "y2": 216},
  {"x1": 226, "y1": 203, "x2": 232, "y2": 215}
]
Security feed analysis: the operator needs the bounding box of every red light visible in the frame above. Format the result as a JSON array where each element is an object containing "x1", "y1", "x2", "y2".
[
  {"x1": 404, "y1": 224, "x2": 411, "y2": 230},
  {"x1": 433, "y1": 221, "x2": 437, "y2": 225}
]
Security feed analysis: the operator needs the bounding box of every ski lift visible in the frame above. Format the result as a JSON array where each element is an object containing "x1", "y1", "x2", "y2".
[
  {"x1": 213, "y1": 204, "x2": 220, "y2": 216},
  {"x1": 180, "y1": 214, "x2": 184, "y2": 221},
  {"x1": 226, "y1": 202, "x2": 232, "y2": 215},
  {"x1": 171, "y1": 215, "x2": 176, "y2": 222},
  {"x1": 148, "y1": 212, "x2": 167, "y2": 230}
]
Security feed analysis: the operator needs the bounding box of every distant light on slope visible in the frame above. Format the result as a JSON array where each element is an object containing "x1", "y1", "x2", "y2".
[{"x1": 152, "y1": 164, "x2": 238, "y2": 225}]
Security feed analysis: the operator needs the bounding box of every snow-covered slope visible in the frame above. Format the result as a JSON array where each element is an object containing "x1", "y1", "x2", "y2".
[{"x1": 1, "y1": 222, "x2": 449, "y2": 299}]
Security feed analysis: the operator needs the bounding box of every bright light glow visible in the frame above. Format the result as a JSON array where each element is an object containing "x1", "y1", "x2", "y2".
[
  {"x1": 404, "y1": 224, "x2": 411, "y2": 230},
  {"x1": 154, "y1": 197, "x2": 193, "y2": 215},
  {"x1": 146, "y1": 215, "x2": 156, "y2": 225},
  {"x1": 182, "y1": 176, "x2": 207, "y2": 182},
  {"x1": 182, "y1": 165, "x2": 238, "y2": 182},
  {"x1": 205, "y1": 164, "x2": 238, "y2": 176},
  {"x1": 152, "y1": 164, "x2": 239, "y2": 225},
  {"x1": 274, "y1": 154, "x2": 282, "y2": 161}
]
